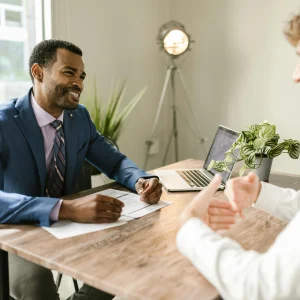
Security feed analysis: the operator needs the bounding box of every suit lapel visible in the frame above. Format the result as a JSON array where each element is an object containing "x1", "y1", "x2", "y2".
[
  {"x1": 63, "y1": 110, "x2": 77, "y2": 195},
  {"x1": 14, "y1": 90, "x2": 46, "y2": 195},
  {"x1": 14, "y1": 90, "x2": 78, "y2": 196}
]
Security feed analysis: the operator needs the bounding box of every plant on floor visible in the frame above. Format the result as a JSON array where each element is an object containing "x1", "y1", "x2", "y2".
[{"x1": 208, "y1": 121, "x2": 300, "y2": 176}]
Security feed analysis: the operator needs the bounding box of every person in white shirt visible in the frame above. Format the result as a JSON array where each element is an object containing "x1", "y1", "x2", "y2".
[{"x1": 176, "y1": 12, "x2": 300, "y2": 300}]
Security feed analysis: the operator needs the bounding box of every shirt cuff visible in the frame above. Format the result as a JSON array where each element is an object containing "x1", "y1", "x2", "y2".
[
  {"x1": 50, "y1": 199, "x2": 63, "y2": 221},
  {"x1": 253, "y1": 182, "x2": 279, "y2": 215}
]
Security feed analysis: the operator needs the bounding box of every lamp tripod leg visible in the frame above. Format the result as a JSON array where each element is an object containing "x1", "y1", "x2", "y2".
[
  {"x1": 170, "y1": 67, "x2": 179, "y2": 162},
  {"x1": 177, "y1": 67, "x2": 202, "y2": 137},
  {"x1": 143, "y1": 66, "x2": 173, "y2": 170},
  {"x1": 162, "y1": 129, "x2": 175, "y2": 166},
  {"x1": 162, "y1": 63, "x2": 179, "y2": 165}
]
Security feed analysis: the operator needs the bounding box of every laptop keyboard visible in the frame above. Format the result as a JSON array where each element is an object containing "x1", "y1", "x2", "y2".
[{"x1": 177, "y1": 170, "x2": 211, "y2": 188}]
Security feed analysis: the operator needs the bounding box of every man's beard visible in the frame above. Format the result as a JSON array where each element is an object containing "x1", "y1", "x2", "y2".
[{"x1": 48, "y1": 85, "x2": 80, "y2": 110}]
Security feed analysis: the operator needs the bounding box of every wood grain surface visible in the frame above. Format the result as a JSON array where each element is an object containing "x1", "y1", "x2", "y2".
[{"x1": 0, "y1": 159, "x2": 297, "y2": 300}]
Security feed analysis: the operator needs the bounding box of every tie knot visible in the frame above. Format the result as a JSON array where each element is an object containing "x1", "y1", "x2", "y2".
[{"x1": 50, "y1": 120, "x2": 62, "y2": 131}]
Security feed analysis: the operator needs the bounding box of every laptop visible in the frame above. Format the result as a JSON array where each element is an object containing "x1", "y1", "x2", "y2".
[{"x1": 154, "y1": 125, "x2": 239, "y2": 191}]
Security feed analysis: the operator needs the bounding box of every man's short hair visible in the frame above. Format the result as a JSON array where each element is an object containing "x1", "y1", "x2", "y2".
[
  {"x1": 28, "y1": 39, "x2": 83, "y2": 82},
  {"x1": 284, "y1": 12, "x2": 300, "y2": 46}
]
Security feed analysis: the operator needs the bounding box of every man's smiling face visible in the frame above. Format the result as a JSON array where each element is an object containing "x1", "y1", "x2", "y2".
[{"x1": 42, "y1": 48, "x2": 86, "y2": 112}]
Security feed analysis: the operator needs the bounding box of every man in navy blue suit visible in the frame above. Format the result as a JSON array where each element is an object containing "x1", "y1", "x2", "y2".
[{"x1": 1, "y1": 39, "x2": 162, "y2": 300}]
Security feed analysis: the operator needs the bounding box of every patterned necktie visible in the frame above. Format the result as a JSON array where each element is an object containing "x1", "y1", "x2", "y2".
[{"x1": 46, "y1": 120, "x2": 66, "y2": 198}]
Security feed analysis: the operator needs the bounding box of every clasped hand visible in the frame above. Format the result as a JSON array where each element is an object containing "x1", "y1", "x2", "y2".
[
  {"x1": 180, "y1": 172, "x2": 261, "y2": 231},
  {"x1": 180, "y1": 175, "x2": 237, "y2": 230}
]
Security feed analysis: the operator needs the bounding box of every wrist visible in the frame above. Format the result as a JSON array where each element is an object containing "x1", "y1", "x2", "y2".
[
  {"x1": 179, "y1": 210, "x2": 193, "y2": 227},
  {"x1": 58, "y1": 200, "x2": 74, "y2": 220}
]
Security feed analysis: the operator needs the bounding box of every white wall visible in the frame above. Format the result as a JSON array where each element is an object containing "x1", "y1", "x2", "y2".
[
  {"x1": 52, "y1": 0, "x2": 300, "y2": 174},
  {"x1": 51, "y1": 0, "x2": 172, "y2": 170},
  {"x1": 172, "y1": 0, "x2": 300, "y2": 175}
]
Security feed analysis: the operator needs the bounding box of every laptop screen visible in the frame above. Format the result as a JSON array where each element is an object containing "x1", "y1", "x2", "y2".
[{"x1": 203, "y1": 126, "x2": 239, "y2": 183}]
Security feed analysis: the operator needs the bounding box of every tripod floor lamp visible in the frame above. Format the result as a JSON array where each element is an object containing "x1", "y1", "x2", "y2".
[{"x1": 143, "y1": 20, "x2": 203, "y2": 169}]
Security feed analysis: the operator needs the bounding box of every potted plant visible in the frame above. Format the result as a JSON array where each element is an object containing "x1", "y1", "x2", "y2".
[
  {"x1": 83, "y1": 78, "x2": 147, "y2": 145},
  {"x1": 77, "y1": 78, "x2": 147, "y2": 188},
  {"x1": 208, "y1": 121, "x2": 300, "y2": 181}
]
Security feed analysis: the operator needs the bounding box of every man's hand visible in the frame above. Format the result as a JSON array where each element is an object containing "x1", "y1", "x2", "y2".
[
  {"x1": 225, "y1": 172, "x2": 262, "y2": 213},
  {"x1": 59, "y1": 194, "x2": 124, "y2": 223},
  {"x1": 180, "y1": 175, "x2": 236, "y2": 230},
  {"x1": 135, "y1": 177, "x2": 162, "y2": 204}
]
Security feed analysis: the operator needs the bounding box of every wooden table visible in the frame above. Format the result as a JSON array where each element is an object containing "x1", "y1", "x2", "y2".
[{"x1": 0, "y1": 159, "x2": 299, "y2": 300}]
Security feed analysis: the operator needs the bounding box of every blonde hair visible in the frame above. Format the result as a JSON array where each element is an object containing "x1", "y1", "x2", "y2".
[{"x1": 284, "y1": 12, "x2": 300, "y2": 46}]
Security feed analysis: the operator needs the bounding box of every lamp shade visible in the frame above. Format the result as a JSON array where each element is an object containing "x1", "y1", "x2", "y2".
[{"x1": 157, "y1": 20, "x2": 191, "y2": 57}]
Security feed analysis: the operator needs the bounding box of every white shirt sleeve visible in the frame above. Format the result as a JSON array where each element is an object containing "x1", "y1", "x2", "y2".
[
  {"x1": 176, "y1": 216, "x2": 300, "y2": 300},
  {"x1": 254, "y1": 182, "x2": 300, "y2": 221}
]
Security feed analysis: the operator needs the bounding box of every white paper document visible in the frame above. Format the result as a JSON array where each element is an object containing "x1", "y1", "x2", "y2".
[
  {"x1": 98, "y1": 189, "x2": 172, "y2": 218},
  {"x1": 43, "y1": 189, "x2": 172, "y2": 239},
  {"x1": 42, "y1": 219, "x2": 127, "y2": 239}
]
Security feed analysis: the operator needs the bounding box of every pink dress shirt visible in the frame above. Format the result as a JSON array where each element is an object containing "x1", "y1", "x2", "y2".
[{"x1": 30, "y1": 94, "x2": 63, "y2": 222}]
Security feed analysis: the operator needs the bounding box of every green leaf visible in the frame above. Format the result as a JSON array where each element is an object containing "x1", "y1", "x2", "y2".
[
  {"x1": 288, "y1": 141, "x2": 300, "y2": 159},
  {"x1": 207, "y1": 160, "x2": 216, "y2": 170},
  {"x1": 224, "y1": 154, "x2": 233, "y2": 163},
  {"x1": 245, "y1": 153, "x2": 256, "y2": 169},
  {"x1": 81, "y1": 77, "x2": 146, "y2": 143},
  {"x1": 259, "y1": 124, "x2": 276, "y2": 139},
  {"x1": 249, "y1": 124, "x2": 261, "y2": 132},
  {"x1": 253, "y1": 138, "x2": 266, "y2": 150},
  {"x1": 240, "y1": 144, "x2": 254, "y2": 157},
  {"x1": 243, "y1": 131, "x2": 256, "y2": 142},
  {"x1": 208, "y1": 160, "x2": 229, "y2": 172},
  {"x1": 263, "y1": 146, "x2": 272, "y2": 156},
  {"x1": 214, "y1": 162, "x2": 227, "y2": 172},
  {"x1": 236, "y1": 132, "x2": 248, "y2": 145},
  {"x1": 117, "y1": 87, "x2": 147, "y2": 121},
  {"x1": 265, "y1": 136, "x2": 279, "y2": 147},
  {"x1": 239, "y1": 165, "x2": 247, "y2": 176},
  {"x1": 103, "y1": 80, "x2": 127, "y2": 137},
  {"x1": 268, "y1": 142, "x2": 286, "y2": 158}
]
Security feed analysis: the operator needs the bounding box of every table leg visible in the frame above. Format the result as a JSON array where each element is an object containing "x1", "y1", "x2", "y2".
[{"x1": 0, "y1": 249, "x2": 9, "y2": 300}]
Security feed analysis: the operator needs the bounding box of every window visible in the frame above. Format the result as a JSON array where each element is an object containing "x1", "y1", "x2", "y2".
[{"x1": 0, "y1": 0, "x2": 51, "y2": 102}]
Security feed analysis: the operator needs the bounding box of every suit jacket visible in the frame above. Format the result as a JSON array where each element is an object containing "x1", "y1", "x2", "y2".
[{"x1": 0, "y1": 89, "x2": 153, "y2": 226}]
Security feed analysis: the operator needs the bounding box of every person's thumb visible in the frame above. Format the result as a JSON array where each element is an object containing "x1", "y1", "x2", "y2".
[
  {"x1": 246, "y1": 172, "x2": 258, "y2": 184},
  {"x1": 137, "y1": 178, "x2": 146, "y2": 194},
  {"x1": 197, "y1": 174, "x2": 222, "y2": 203},
  {"x1": 205, "y1": 174, "x2": 222, "y2": 195}
]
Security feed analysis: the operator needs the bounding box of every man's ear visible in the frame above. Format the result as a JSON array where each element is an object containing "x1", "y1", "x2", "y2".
[{"x1": 31, "y1": 63, "x2": 43, "y2": 82}]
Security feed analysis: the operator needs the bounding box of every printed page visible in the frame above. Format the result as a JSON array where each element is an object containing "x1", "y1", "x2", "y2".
[
  {"x1": 128, "y1": 200, "x2": 172, "y2": 218},
  {"x1": 98, "y1": 189, "x2": 172, "y2": 218}
]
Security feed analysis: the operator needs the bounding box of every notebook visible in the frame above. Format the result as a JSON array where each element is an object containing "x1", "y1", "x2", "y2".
[{"x1": 154, "y1": 125, "x2": 239, "y2": 191}]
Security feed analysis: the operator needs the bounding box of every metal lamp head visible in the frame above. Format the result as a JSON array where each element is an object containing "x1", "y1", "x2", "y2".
[{"x1": 157, "y1": 20, "x2": 192, "y2": 57}]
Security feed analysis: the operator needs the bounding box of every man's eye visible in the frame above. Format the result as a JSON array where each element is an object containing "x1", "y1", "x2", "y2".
[
  {"x1": 64, "y1": 71, "x2": 73, "y2": 75},
  {"x1": 80, "y1": 76, "x2": 86, "y2": 80}
]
